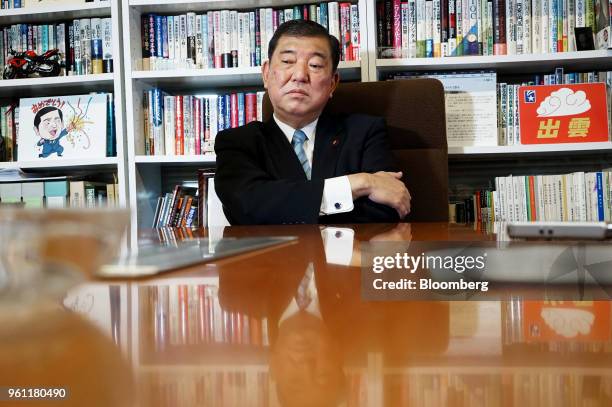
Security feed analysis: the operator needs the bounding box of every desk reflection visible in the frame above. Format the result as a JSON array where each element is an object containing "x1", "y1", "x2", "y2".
[{"x1": 25, "y1": 224, "x2": 612, "y2": 406}]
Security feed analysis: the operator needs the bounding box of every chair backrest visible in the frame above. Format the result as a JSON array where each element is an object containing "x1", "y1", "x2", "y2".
[{"x1": 263, "y1": 79, "x2": 449, "y2": 222}]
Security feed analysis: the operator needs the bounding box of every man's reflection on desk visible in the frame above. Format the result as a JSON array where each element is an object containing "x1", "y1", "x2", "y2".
[{"x1": 219, "y1": 223, "x2": 449, "y2": 406}]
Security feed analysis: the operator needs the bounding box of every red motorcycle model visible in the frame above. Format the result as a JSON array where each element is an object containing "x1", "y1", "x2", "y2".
[{"x1": 3, "y1": 48, "x2": 61, "y2": 79}]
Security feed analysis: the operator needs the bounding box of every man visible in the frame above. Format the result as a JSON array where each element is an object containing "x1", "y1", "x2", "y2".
[
  {"x1": 34, "y1": 106, "x2": 67, "y2": 158},
  {"x1": 215, "y1": 20, "x2": 411, "y2": 225}
]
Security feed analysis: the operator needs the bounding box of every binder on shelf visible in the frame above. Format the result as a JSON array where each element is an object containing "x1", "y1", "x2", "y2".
[
  {"x1": 43, "y1": 179, "x2": 69, "y2": 208},
  {"x1": 21, "y1": 182, "x2": 44, "y2": 208}
]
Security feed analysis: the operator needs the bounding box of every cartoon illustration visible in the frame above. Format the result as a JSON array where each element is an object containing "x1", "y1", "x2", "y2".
[
  {"x1": 18, "y1": 94, "x2": 108, "y2": 161},
  {"x1": 34, "y1": 106, "x2": 67, "y2": 158}
]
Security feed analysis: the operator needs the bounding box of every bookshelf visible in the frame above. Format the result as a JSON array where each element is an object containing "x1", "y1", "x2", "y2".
[
  {"x1": 122, "y1": 0, "x2": 371, "y2": 230},
  {"x1": 0, "y1": 0, "x2": 128, "y2": 207}
]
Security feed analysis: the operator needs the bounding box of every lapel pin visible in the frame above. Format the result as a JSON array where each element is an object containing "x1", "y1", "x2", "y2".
[{"x1": 332, "y1": 139, "x2": 339, "y2": 146}]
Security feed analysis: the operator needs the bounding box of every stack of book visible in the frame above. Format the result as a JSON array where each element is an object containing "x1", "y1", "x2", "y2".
[
  {"x1": 0, "y1": 18, "x2": 115, "y2": 77},
  {"x1": 152, "y1": 183, "x2": 198, "y2": 228},
  {"x1": 376, "y1": 0, "x2": 612, "y2": 58},
  {"x1": 143, "y1": 90, "x2": 265, "y2": 156},
  {"x1": 457, "y1": 170, "x2": 612, "y2": 223},
  {"x1": 141, "y1": 2, "x2": 360, "y2": 70}
]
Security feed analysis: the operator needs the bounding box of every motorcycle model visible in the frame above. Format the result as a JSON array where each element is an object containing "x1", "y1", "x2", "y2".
[{"x1": 3, "y1": 48, "x2": 61, "y2": 79}]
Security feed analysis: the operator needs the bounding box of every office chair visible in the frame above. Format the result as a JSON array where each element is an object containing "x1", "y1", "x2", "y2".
[{"x1": 263, "y1": 79, "x2": 449, "y2": 222}]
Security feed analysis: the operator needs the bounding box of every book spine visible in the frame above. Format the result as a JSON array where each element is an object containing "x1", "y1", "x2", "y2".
[
  {"x1": 73, "y1": 19, "x2": 82, "y2": 74},
  {"x1": 194, "y1": 97, "x2": 201, "y2": 155},
  {"x1": 187, "y1": 12, "x2": 196, "y2": 67},
  {"x1": 425, "y1": 0, "x2": 434, "y2": 56},
  {"x1": 143, "y1": 92, "x2": 150, "y2": 154},
  {"x1": 417, "y1": 0, "x2": 427, "y2": 56},
  {"x1": 467, "y1": 0, "x2": 479, "y2": 54},
  {"x1": 245, "y1": 92, "x2": 257, "y2": 123},
  {"x1": 237, "y1": 92, "x2": 245, "y2": 127},
  {"x1": 224, "y1": 94, "x2": 231, "y2": 130},
  {"x1": 393, "y1": 0, "x2": 402, "y2": 57},
  {"x1": 164, "y1": 95, "x2": 175, "y2": 155},
  {"x1": 350, "y1": 4, "x2": 360, "y2": 60},
  {"x1": 175, "y1": 95, "x2": 184, "y2": 155},
  {"x1": 179, "y1": 14, "x2": 187, "y2": 68},
  {"x1": 154, "y1": 15, "x2": 163, "y2": 67},
  {"x1": 183, "y1": 95, "x2": 193, "y2": 155},
  {"x1": 195, "y1": 14, "x2": 203, "y2": 68},
  {"x1": 433, "y1": 0, "x2": 442, "y2": 56},
  {"x1": 167, "y1": 16, "x2": 175, "y2": 66},
  {"x1": 232, "y1": 11, "x2": 240, "y2": 67},
  {"x1": 448, "y1": 0, "x2": 457, "y2": 54},
  {"x1": 206, "y1": 13, "x2": 214, "y2": 68},
  {"x1": 107, "y1": 93, "x2": 115, "y2": 157},
  {"x1": 91, "y1": 18, "x2": 103, "y2": 74},
  {"x1": 162, "y1": 16, "x2": 169, "y2": 64},
  {"x1": 441, "y1": 0, "x2": 449, "y2": 55},
  {"x1": 516, "y1": 0, "x2": 524, "y2": 53}
]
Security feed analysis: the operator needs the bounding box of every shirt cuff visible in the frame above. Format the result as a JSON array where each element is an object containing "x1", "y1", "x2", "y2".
[
  {"x1": 320, "y1": 176, "x2": 354, "y2": 215},
  {"x1": 321, "y1": 227, "x2": 355, "y2": 265}
]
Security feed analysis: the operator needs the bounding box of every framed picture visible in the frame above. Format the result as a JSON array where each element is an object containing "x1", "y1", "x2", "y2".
[{"x1": 17, "y1": 94, "x2": 107, "y2": 161}]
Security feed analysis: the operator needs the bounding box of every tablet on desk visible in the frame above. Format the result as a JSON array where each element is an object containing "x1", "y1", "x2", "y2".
[
  {"x1": 98, "y1": 236, "x2": 297, "y2": 278},
  {"x1": 507, "y1": 222, "x2": 612, "y2": 240}
]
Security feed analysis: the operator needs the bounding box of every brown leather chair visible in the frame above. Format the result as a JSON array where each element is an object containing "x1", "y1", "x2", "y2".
[{"x1": 263, "y1": 79, "x2": 449, "y2": 222}]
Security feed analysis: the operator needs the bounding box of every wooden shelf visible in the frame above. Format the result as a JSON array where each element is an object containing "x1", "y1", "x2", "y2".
[
  {"x1": 0, "y1": 157, "x2": 119, "y2": 170},
  {"x1": 0, "y1": 3, "x2": 111, "y2": 24},
  {"x1": 377, "y1": 50, "x2": 612, "y2": 74},
  {"x1": 0, "y1": 74, "x2": 115, "y2": 98},
  {"x1": 449, "y1": 142, "x2": 612, "y2": 156}
]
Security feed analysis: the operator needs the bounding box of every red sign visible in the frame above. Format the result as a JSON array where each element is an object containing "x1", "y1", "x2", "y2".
[
  {"x1": 518, "y1": 83, "x2": 610, "y2": 144},
  {"x1": 522, "y1": 301, "x2": 611, "y2": 342}
]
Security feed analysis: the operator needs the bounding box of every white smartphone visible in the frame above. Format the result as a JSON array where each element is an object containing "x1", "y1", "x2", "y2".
[{"x1": 507, "y1": 222, "x2": 612, "y2": 240}]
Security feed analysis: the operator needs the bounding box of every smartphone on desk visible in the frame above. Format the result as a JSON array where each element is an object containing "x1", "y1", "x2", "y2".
[{"x1": 507, "y1": 221, "x2": 612, "y2": 240}]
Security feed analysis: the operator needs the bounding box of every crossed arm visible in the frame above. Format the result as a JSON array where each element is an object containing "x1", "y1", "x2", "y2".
[{"x1": 214, "y1": 119, "x2": 411, "y2": 225}]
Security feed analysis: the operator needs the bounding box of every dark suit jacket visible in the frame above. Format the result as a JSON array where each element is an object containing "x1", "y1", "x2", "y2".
[{"x1": 214, "y1": 113, "x2": 400, "y2": 225}]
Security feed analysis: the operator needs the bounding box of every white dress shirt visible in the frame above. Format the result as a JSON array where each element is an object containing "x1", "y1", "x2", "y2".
[{"x1": 273, "y1": 114, "x2": 353, "y2": 215}]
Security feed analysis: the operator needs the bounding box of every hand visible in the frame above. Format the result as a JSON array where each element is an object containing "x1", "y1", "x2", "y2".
[{"x1": 348, "y1": 172, "x2": 411, "y2": 218}]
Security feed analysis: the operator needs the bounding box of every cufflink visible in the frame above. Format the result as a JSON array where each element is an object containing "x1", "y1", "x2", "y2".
[{"x1": 334, "y1": 202, "x2": 341, "y2": 210}]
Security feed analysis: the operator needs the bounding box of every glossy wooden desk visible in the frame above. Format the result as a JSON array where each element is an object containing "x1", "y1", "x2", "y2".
[{"x1": 2, "y1": 223, "x2": 612, "y2": 407}]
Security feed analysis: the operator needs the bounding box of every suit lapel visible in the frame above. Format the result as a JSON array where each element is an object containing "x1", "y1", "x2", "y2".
[
  {"x1": 263, "y1": 118, "x2": 308, "y2": 180},
  {"x1": 312, "y1": 113, "x2": 344, "y2": 180}
]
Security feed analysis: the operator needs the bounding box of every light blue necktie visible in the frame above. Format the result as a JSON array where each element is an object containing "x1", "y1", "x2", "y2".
[{"x1": 292, "y1": 129, "x2": 311, "y2": 180}]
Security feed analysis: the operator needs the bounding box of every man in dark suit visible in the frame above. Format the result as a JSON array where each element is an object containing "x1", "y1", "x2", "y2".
[{"x1": 215, "y1": 19, "x2": 411, "y2": 225}]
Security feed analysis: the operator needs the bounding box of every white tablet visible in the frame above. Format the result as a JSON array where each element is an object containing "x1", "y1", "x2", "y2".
[{"x1": 507, "y1": 221, "x2": 612, "y2": 240}]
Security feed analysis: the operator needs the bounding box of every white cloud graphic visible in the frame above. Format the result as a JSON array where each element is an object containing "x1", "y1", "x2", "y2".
[
  {"x1": 540, "y1": 307, "x2": 594, "y2": 338},
  {"x1": 536, "y1": 87, "x2": 591, "y2": 117}
]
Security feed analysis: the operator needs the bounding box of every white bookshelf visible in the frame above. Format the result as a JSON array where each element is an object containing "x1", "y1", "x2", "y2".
[
  {"x1": 374, "y1": 50, "x2": 612, "y2": 76},
  {"x1": 449, "y1": 142, "x2": 612, "y2": 156},
  {"x1": 122, "y1": 0, "x2": 370, "y2": 230},
  {"x1": 0, "y1": 157, "x2": 119, "y2": 170},
  {"x1": 0, "y1": 0, "x2": 128, "y2": 207},
  {"x1": 135, "y1": 154, "x2": 217, "y2": 164},
  {"x1": 0, "y1": 73, "x2": 114, "y2": 97}
]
